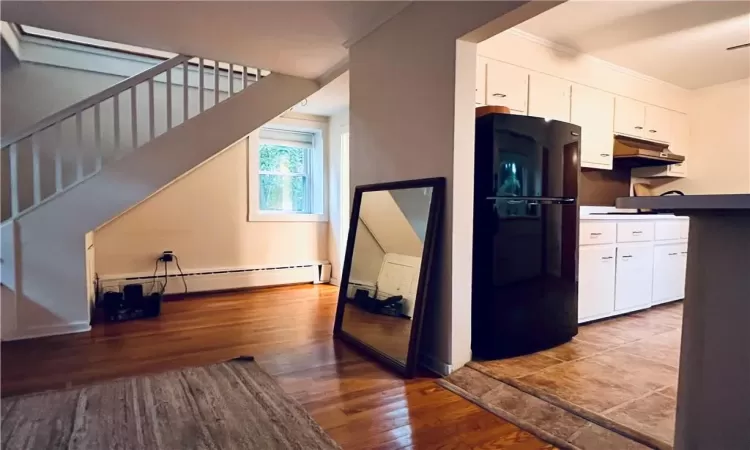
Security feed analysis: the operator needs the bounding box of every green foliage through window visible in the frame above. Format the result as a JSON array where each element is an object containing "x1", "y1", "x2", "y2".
[{"x1": 259, "y1": 143, "x2": 310, "y2": 213}]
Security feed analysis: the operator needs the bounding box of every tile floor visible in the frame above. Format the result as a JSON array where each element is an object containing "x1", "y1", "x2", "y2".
[{"x1": 472, "y1": 301, "x2": 683, "y2": 446}]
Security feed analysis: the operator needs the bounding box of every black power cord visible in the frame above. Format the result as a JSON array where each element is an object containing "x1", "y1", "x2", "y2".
[
  {"x1": 173, "y1": 255, "x2": 188, "y2": 294},
  {"x1": 154, "y1": 252, "x2": 188, "y2": 295},
  {"x1": 151, "y1": 257, "x2": 165, "y2": 294}
]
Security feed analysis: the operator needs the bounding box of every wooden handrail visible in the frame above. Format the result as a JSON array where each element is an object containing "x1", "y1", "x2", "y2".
[{"x1": 1, "y1": 54, "x2": 192, "y2": 148}]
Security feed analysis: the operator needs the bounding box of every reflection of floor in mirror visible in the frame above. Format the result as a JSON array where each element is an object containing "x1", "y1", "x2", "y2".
[{"x1": 342, "y1": 303, "x2": 412, "y2": 363}]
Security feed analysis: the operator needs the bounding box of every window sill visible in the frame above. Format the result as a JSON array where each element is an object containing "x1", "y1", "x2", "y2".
[{"x1": 249, "y1": 211, "x2": 328, "y2": 223}]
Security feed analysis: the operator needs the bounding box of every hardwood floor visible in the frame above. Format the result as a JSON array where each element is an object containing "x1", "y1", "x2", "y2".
[{"x1": 1, "y1": 284, "x2": 554, "y2": 450}]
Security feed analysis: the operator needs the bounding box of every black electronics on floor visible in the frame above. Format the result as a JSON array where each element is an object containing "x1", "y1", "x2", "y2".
[
  {"x1": 101, "y1": 284, "x2": 162, "y2": 322},
  {"x1": 472, "y1": 113, "x2": 580, "y2": 360}
]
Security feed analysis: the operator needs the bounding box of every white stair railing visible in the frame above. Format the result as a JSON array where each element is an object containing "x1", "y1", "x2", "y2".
[{"x1": 1, "y1": 55, "x2": 265, "y2": 221}]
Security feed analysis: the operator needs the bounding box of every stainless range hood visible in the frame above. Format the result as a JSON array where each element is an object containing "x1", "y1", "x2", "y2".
[{"x1": 612, "y1": 135, "x2": 685, "y2": 168}]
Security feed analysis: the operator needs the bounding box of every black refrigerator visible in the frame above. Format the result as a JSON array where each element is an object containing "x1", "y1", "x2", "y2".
[{"x1": 472, "y1": 113, "x2": 580, "y2": 360}]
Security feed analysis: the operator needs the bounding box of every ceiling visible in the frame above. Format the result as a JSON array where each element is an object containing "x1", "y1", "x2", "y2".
[
  {"x1": 516, "y1": 0, "x2": 750, "y2": 89},
  {"x1": 1, "y1": 1, "x2": 410, "y2": 80}
]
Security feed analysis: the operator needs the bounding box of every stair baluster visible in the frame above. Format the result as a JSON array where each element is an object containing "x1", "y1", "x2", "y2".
[{"x1": 1, "y1": 54, "x2": 265, "y2": 222}]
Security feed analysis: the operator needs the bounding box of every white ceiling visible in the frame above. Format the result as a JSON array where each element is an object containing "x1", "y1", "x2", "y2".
[
  {"x1": 1, "y1": 1, "x2": 410, "y2": 80},
  {"x1": 516, "y1": 0, "x2": 750, "y2": 89}
]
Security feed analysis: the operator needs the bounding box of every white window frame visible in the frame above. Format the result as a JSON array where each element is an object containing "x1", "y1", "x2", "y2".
[{"x1": 248, "y1": 116, "x2": 327, "y2": 222}]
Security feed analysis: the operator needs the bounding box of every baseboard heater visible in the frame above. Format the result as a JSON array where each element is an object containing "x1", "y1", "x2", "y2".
[{"x1": 98, "y1": 263, "x2": 331, "y2": 296}]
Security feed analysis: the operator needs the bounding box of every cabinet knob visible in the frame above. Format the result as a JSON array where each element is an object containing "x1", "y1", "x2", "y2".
[
  {"x1": 622, "y1": 255, "x2": 633, "y2": 259},
  {"x1": 600, "y1": 153, "x2": 610, "y2": 157},
  {"x1": 601, "y1": 256, "x2": 613, "y2": 260},
  {"x1": 649, "y1": 129, "x2": 657, "y2": 133},
  {"x1": 632, "y1": 230, "x2": 643, "y2": 235},
  {"x1": 668, "y1": 252, "x2": 678, "y2": 256},
  {"x1": 590, "y1": 232, "x2": 601, "y2": 237},
  {"x1": 635, "y1": 126, "x2": 644, "y2": 130},
  {"x1": 492, "y1": 93, "x2": 507, "y2": 98}
]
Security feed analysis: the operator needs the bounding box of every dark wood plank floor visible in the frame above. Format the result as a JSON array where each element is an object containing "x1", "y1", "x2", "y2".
[{"x1": 1, "y1": 284, "x2": 554, "y2": 450}]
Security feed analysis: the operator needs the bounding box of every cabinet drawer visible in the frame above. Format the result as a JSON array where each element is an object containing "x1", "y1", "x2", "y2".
[
  {"x1": 680, "y1": 220, "x2": 689, "y2": 239},
  {"x1": 579, "y1": 222, "x2": 616, "y2": 246},
  {"x1": 617, "y1": 222, "x2": 654, "y2": 243},
  {"x1": 655, "y1": 221, "x2": 681, "y2": 240}
]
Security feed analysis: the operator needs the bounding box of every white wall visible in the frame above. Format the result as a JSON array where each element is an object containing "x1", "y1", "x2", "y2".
[
  {"x1": 348, "y1": 1, "x2": 555, "y2": 373},
  {"x1": 94, "y1": 115, "x2": 330, "y2": 279},
  {"x1": 327, "y1": 109, "x2": 349, "y2": 284},
  {"x1": 349, "y1": 218, "x2": 384, "y2": 284},
  {"x1": 4, "y1": 73, "x2": 318, "y2": 340},
  {"x1": 359, "y1": 190, "x2": 423, "y2": 258},
  {"x1": 653, "y1": 78, "x2": 750, "y2": 195}
]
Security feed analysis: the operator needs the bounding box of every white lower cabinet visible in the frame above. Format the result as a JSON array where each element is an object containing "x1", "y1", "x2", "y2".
[
  {"x1": 578, "y1": 218, "x2": 688, "y2": 323},
  {"x1": 652, "y1": 243, "x2": 688, "y2": 305},
  {"x1": 615, "y1": 244, "x2": 654, "y2": 312},
  {"x1": 578, "y1": 246, "x2": 616, "y2": 322}
]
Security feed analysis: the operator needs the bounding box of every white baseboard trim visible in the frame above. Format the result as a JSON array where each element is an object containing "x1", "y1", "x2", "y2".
[
  {"x1": 330, "y1": 277, "x2": 341, "y2": 286},
  {"x1": 420, "y1": 353, "x2": 453, "y2": 377},
  {"x1": 3, "y1": 321, "x2": 91, "y2": 341}
]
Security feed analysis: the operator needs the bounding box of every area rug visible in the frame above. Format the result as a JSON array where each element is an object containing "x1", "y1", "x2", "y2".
[
  {"x1": 1, "y1": 358, "x2": 341, "y2": 450},
  {"x1": 439, "y1": 366, "x2": 664, "y2": 450}
]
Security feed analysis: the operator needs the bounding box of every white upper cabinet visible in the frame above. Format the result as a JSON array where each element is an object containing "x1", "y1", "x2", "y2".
[
  {"x1": 476, "y1": 57, "x2": 488, "y2": 106},
  {"x1": 486, "y1": 60, "x2": 529, "y2": 113},
  {"x1": 571, "y1": 84, "x2": 615, "y2": 170},
  {"x1": 632, "y1": 110, "x2": 688, "y2": 178},
  {"x1": 644, "y1": 105, "x2": 672, "y2": 144},
  {"x1": 614, "y1": 96, "x2": 646, "y2": 138},
  {"x1": 615, "y1": 97, "x2": 673, "y2": 145},
  {"x1": 528, "y1": 72, "x2": 571, "y2": 122},
  {"x1": 668, "y1": 112, "x2": 689, "y2": 176}
]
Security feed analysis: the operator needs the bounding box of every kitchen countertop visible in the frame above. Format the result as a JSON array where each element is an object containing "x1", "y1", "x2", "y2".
[
  {"x1": 616, "y1": 194, "x2": 750, "y2": 212},
  {"x1": 579, "y1": 205, "x2": 687, "y2": 221}
]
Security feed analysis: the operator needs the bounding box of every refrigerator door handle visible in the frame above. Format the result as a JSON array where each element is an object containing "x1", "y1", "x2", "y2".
[{"x1": 486, "y1": 197, "x2": 576, "y2": 205}]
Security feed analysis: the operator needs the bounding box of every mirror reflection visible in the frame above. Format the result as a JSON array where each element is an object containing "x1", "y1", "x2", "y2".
[{"x1": 341, "y1": 187, "x2": 433, "y2": 364}]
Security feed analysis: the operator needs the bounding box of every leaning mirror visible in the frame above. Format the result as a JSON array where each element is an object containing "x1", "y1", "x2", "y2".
[{"x1": 334, "y1": 178, "x2": 445, "y2": 377}]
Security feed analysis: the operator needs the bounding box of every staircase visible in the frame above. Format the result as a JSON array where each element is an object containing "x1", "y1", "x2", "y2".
[{"x1": 0, "y1": 54, "x2": 318, "y2": 340}]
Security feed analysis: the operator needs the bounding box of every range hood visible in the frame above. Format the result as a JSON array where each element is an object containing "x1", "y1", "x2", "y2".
[{"x1": 612, "y1": 135, "x2": 685, "y2": 168}]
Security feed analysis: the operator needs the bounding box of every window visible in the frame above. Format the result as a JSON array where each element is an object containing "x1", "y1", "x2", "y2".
[
  {"x1": 258, "y1": 128, "x2": 314, "y2": 213},
  {"x1": 249, "y1": 123, "x2": 326, "y2": 222}
]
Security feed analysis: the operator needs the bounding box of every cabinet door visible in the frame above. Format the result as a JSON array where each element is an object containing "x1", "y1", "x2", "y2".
[
  {"x1": 578, "y1": 246, "x2": 616, "y2": 322},
  {"x1": 615, "y1": 244, "x2": 654, "y2": 311},
  {"x1": 644, "y1": 105, "x2": 672, "y2": 144},
  {"x1": 668, "y1": 112, "x2": 689, "y2": 176},
  {"x1": 652, "y1": 244, "x2": 683, "y2": 304},
  {"x1": 614, "y1": 96, "x2": 645, "y2": 138},
  {"x1": 571, "y1": 84, "x2": 615, "y2": 169},
  {"x1": 486, "y1": 60, "x2": 528, "y2": 113},
  {"x1": 476, "y1": 57, "x2": 487, "y2": 106},
  {"x1": 528, "y1": 72, "x2": 571, "y2": 122}
]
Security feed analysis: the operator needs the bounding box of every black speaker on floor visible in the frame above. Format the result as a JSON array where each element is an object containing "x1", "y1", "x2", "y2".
[{"x1": 101, "y1": 284, "x2": 161, "y2": 322}]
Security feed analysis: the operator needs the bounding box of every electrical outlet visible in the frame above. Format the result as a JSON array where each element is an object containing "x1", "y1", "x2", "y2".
[{"x1": 160, "y1": 250, "x2": 174, "y2": 262}]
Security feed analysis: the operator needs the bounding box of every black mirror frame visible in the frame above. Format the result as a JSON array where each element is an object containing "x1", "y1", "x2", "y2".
[{"x1": 333, "y1": 177, "x2": 445, "y2": 378}]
